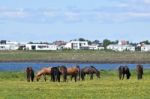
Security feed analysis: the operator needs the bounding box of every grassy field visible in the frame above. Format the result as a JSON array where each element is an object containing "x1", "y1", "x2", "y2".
[
  {"x1": 0, "y1": 50, "x2": 150, "y2": 63},
  {"x1": 0, "y1": 70, "x2": 150, "y2": 99}
]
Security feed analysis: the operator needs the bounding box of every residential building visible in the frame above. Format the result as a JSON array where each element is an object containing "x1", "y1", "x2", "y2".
[
  {"x1": 0, "y1": 40, "x2": 19, "y2": 50},
  {"x1": 107, "y1": 44, "x2": 135, "y2": 52},
  {"x1": 141, "y1": 45, "x2": 150, "y2": 52},
  {"x1": 64, "y1": 40, "x2": 88, "y2": 50},
  {"x1": 25, "y1": 44, "x2": 58, "y2": 50},
  {"x1": 88, "y1": 44, "x2": 104, "y2": 50}
]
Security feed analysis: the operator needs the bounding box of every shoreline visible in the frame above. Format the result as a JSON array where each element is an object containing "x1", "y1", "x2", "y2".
[{"x1": 0, "y1": 60, "x2": 150, "y2": 64}]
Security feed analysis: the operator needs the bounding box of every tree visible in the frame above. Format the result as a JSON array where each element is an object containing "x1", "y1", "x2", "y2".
[
  {"x1": 140, "y1": 40, "x2": 150, "y2": 44},
  {"x1": 78, "y1": 38, "x2": 86, "y2": 41},
  {"x1": 103, "y1": 39, "x2": 111, "y2": 49},
  {"x1": 92, "y1": 40, "x2": 100, "y2": 44}
]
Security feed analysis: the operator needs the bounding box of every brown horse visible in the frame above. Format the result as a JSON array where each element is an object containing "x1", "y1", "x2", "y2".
[
  {"x1": 36, "y1": 67, "x2": 51, "y2": 82},
  {"x1": 26, "y1": 67, "x2": 34, "y2": 82},
  {"x1": 66, "y1": 66, "x2": 80, "y2": 82},
  {"x1": 136, "y1": 64, "x2": 143, "y2": 80},
  {"x1": 81, "y1": 66, "x2": 100, "y2": 80}
]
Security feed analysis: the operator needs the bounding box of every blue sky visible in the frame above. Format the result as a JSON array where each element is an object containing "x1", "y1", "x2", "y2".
[{"x1": 0, "y1": 0, "x2": 150, "y2": 42}]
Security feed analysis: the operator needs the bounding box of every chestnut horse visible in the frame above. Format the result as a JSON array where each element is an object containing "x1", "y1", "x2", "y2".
[
  {"x1": 136, "y1": 64, "x2": 143, "y2": 80},
  {"x1": 36, "y1": 67, "x2": 51, "y2": 82},
  {"x1": 67, "y1": 66, "x2": 80, "y2": 82},
  {"x1": 26, "y1": 67, "x2": 34, "y2": 82},
  {"x1": 36, "y1": 66, "x2": 67, "y2": 82}
]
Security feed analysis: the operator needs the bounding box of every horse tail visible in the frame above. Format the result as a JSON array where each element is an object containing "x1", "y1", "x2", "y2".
[{"x1": 76, "y1": 66, "x2": 81, "y2": 81}]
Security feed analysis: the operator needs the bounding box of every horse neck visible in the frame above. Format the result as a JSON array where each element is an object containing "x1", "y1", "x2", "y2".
[{"x1": 91, "y1": 67, "x2": 99, "y2": 73}]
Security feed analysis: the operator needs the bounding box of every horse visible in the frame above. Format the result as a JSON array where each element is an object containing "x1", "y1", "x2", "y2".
[
  {"x1": 36, "y1": 67, "x2": 51, "y2": 82},
  {"x1": 51, "y1": 67, "x2": 61, "y2": 82},
  {"x1": 58, "y1": 65, "x2": 67, "y2": 82},
  {"x1": 26, "y1": 67, "x2": 34, "y2": 82},
  {"x1": 81, "y1": 66, "x2": 100, "y2": 80},
  {"x1": 118, "y1": 66, "x2": 131, "y2": 80},
  {"x1": 66, "y1": 66, "x2": 80, "y2": 82},
  {"x1": 136, "y1": 64, "x2": 143, "y2": 80}
]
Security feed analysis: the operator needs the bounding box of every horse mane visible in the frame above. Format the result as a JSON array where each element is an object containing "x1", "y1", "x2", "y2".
[{"x1": 91, "y1": 66, "x2": 99, "y2": 72}]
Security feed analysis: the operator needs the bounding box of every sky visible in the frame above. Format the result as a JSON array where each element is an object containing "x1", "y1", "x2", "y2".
[{"x1": 0, "y1": 0, "x2": 150, "y2": 43}]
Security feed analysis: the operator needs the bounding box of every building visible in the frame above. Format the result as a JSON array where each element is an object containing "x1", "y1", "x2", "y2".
[
  {"x1": 88, "y1": 44, "x2": 104, "y2": 50},
  {"x1": 25, "y1": 44, "x2": 58, "y2": 50},
  {"x1": 64, "y1": 40, "x2": 88, "y2": 50},
  {"x1": 141, "y1": 45, "x2": 150, "y2": 52},
  {"x1": 0, "y1": 40, "x2": 19, "y2": 50},
  {"x1": 107, "y1": 44, "x2": 135, "y2": 52}
]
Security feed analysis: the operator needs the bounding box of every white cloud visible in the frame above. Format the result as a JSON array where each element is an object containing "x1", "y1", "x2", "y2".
[
  {"x1": 0, "y1": 8, "x2": 29, "y2": 18},
  {"x1": 64, "y1": 11, "x2": 81, "y2": 22}
]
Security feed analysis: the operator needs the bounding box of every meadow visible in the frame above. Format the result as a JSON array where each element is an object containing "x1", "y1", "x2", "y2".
[
  {"x1": 0, "y1": 50, "x2": 150, "y2": 63},
  {"x1": 0, "y1": 70, "x2": 150, "y2": 99}
]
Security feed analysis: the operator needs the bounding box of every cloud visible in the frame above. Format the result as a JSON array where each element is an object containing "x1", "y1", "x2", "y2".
[
  {"x1": 0, "y1": 8, "x2": 29, "y2": 19},
  {"x1": 63, "y1": 11, "x2": 81, "y2": 22},
  {"x1": 1, "y1": 2, "x2": 150, "y2": 24}
]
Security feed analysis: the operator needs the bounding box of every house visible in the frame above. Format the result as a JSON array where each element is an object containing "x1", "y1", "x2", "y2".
[
  {"x1": 141, "y1": 45, "x2": 150, "y2": 52},
  {"x1": 0, "y1": 40, "x2": 19, "y2": 50},
  {"x1": 25, "y1": 43, "x2": 58, "y2": 50},
  {"x1": 64, "y1": 40, "x2": 88, "y2": 50},
  {"x1": 88, "y1": 44, "x2": 104, "y2": 50},
  {"x1": 107, "y1": 44, "x2": 135, "y2": 52}
]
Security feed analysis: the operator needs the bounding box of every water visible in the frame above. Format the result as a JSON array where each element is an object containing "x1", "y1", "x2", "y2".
[{"x1": 0, "y1": 62, "x2": 150, "y2": 71}]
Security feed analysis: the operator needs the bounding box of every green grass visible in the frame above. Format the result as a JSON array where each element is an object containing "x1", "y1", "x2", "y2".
[
  {"x1": 0, "y1": 70, "x2": 150, "y2": 99},
  {"x1": 0, "y1": 50, "x2": 150, "y2": 63}
]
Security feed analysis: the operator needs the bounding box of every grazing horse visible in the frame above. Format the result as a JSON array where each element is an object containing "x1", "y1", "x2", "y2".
[
  {"x1": 81, "y1": 66, "x2": 100, "y2": 80},
  {"x1": 136, "y1": 64, "x2": 143, "y2": 80},
  {"x1": 51, "y1": 67, "x2": 61, "y2": 82},
  {"x1": 118, "y1": 66, "x2": 131, "y2": 80},
  {"x1": 26, "y1": 67, "x2": 34, "y2": 82},
  {"x1": 36, "y1": 67, "x2": 51, "y2": 82},
  {"x1": 67, "y1": 66, "x2": 80, "y2": 82},
  {"x1": 58, "y1": 65, "x2": 67, "y2": 82}
]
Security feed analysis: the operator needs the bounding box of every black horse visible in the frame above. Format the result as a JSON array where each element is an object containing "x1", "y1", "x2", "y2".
[
  {"x1": 26, "y1": 67, "x2": 34, "y2": 82},
  {"x1": 51, "y1": 67, "x2": 61, "y2": 82},
  {"x1": 118, "y1": 66, "x2": 131, "y2": 80},
  {"x1": 81, "y1": 66, "x2": 100, "y2": 80},
  {"x1": 136, "y1": 64, "x2": 143, "y2": 80}
]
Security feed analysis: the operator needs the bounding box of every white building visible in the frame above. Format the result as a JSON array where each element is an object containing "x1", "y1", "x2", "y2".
[
  {"x1": 88, "y1": 44, "x2": 104, "y2": 50},
  {"x1": 107, "y1": 44, "x2": 135, "y2": 52},
  {"x1": 64, "y1": 41, "x2": 88, "y2": 50},
  {"x1": 141, "y1": 45, "x2": 150, "y2": 52},
  {"x1": 0, "y1": 41, "x2": 19, "y2": 50},
  {"x1": 25, "y1": 44, "x2": 58, "y2": 50}
]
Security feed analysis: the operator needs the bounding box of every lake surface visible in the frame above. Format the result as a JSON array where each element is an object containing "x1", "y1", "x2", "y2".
[{"x1": 0, "y1": 62, "x2": 150, "y2": 71}]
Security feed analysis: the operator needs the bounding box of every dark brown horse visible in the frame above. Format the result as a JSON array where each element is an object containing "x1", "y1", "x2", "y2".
[
  {"x1": 118, "y1": 66, "x2": 131, "y2": 80},
  {"x1": 51, "y1": 67, "x2": 61, "y2": 82},
  {"x1": 26, "y1": 67, "x2": 34, "y2": 82},
  {"x1": 136, "y1": 64, "x2": 143, "y2": 80},
  {"x1": 36, "y1": 67, "x2": 51, "y2": 81},
  {"x1": 58, "y1": 65, "x2": 67, "y2": 82},
  {"x1": 81, "y1": 66, "x2": 100, "y2": 80},
  {"x1": 66, "y1": 66, "x2": 80, "y2": 82}
]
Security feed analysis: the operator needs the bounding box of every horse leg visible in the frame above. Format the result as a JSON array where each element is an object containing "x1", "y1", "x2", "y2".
[
  {"x1": 122, "y1": 74, "x2": 124, "y2": 80},
  {"x1": 43, "y1": 74, "x2": 46, "y2": 82},
  {"x1": 57, "y1": 74, "x2": 60, "y2": 82},
  {"x1": 74, "y1": 74, "x2": 77, "y2": 82},
  {"x1": 64, "y1": 73, "x2": 67, "y2": 82},
  {"x1": 71, "y1": 75, "x2": 73, "y2": 81},
  {"x1": 90, "y1": 74, "x2": 93, "y2": 80}
]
